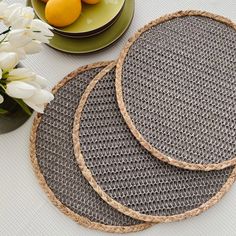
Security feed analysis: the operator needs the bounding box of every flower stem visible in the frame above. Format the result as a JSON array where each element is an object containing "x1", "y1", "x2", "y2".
[
  {"x1": 0, "y1": 107, "x2": 8, "y2": 115},
  {"x1": 0, "y1": 84, "x2": 5, "y2": 90},
  {"x1": 0, "y1": 26, "x2": 11, "y2": 36},
  {"x1": 13, "y1": 98, "x2": 32, "y2": 116},
  {"x1": 0, "y1": 26, "x2": 11, "y2": 44}
]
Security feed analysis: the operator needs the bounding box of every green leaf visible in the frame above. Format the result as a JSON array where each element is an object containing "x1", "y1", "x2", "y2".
[
  {"x1": 13, "y1": 99, "x2": 32, "y2": 116},
  {"x1": 0, "y1": 108, "x2": 8, "y2": 115},
  {"x1": 0, "y1": 84, "x2": 5, "y2": 91}
]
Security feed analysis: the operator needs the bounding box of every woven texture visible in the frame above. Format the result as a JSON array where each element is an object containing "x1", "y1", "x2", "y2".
[
  {"x1": 34, "y1": 66, "x2": 143, "y2": 227},
  {"x1": 78, "y1": 67, "x2": 235, "y2": 218},
  {"x1": 119, "y1": 15, "x2": 236, "y2": 166}
]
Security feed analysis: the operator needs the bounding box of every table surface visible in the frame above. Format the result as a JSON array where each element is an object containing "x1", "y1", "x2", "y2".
[{"x1": 1, "y1": 0, "x2": 236, "y2": 235}]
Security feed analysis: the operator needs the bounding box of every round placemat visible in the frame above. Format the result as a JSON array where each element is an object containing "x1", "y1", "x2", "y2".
[
  {"x1": 73, "y1": 62, "x2": 236, "y2": 223},
  {"x1": 30, "y1": 62, "x2": 151, "y2": 233},
  {"x1": 116, "y1": 10, "x2": 236, "y2": 171}
]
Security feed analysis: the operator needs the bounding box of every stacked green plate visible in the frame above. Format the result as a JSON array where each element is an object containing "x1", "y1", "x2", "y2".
[{"x1": 27, "y1": 0, "x2": 135, "y2": 53}]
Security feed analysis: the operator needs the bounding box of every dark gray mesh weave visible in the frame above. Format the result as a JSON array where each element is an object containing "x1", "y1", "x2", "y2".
[
  {"x1": 79, "y1": 68, "x2": 234, "y2": 216},
  {"x1": 121, "y1": 15, "x2": 236, "y2": 165},
  {"x1": 35, "y1": 66, "x2": 142, "y2": 226}
]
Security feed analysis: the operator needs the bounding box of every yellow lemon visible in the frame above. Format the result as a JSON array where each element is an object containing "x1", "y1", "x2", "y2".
[
  {"x1": 82, "y1": 0, "x2": 100, "y2": 4},
  {"x1": 45, "y1": 0, "x2": 82, "y2": 27}
]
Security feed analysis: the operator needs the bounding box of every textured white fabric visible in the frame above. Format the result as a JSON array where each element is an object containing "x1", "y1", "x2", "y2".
[{"x1": 0, "y1": 0, "x2": 236, "y2": 235}]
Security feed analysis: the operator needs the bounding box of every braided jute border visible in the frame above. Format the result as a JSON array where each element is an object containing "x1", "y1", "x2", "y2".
[
  {"x1": 73, "y1": 61, "x2": 236, "y2": 223},
  {"x1": 115, "y1": 10, "x2": 236, "y2": 171},
  {"x1": 30, "y1": 61, "x2": 151, "y2": 233}
]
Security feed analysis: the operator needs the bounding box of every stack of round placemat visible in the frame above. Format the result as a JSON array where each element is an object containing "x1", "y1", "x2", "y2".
[{"x1": 30, "y1": 10, "x2": 236, "y2": 233}]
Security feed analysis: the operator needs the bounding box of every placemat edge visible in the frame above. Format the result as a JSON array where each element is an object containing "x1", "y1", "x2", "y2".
[
  {"x1": 30, "y1": 61, "x2": 152, "y2": 233},
  {"x1": 73, "y1": 61, "x2": 236, "y2": 223},
  {"x1": 115, "y1": 10, "x2": 236, "y2": 171}
]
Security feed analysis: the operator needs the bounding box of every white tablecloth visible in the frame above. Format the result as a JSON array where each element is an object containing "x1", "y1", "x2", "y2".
[{"x1": 1, "y1": 0, "x2": 236, "y2": 235}]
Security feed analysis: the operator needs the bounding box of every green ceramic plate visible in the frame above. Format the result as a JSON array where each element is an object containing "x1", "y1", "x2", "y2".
[
  {"x1": 31, "y1": 0, "x2": 125, "y2": 36},
  {"x1": 27, "y1": 0, "x2": 134, "y2": 54},
  {"x1": 53, "y1": 9, "x2": 123, "y2": 38}
]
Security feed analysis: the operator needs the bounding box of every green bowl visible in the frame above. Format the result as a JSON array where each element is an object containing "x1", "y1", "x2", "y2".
[
  {"x1": 31, "y1": 0, "x2": 125, "y2": 37},
  {"x1": 27, "y1": 0, "x2": 135, "y2": 54}
]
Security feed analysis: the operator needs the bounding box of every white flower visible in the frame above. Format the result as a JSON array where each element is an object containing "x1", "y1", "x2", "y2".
[
  {"x1": 23, "y1": 40, "x2": 43, "y2": 54},
  {"x1": 8, "y1": 29, "x2": 32, "y2": 48},
  {"x1": 25, "y1": 101, "x2": 44, "y2": 113},
  {"x1": 31, "y1": 19, "x2": 53, "y2": 34},
  {"x1": 0, "y1": 42, "x2": 27, "y2": 59},
  {"x1": 3, "y1": 3, "x2": 28, "y2": 27},
  {"x1": 0, "y1": 3, "x2": 55, "y2": 113},
  {"x1": 4, "y1": 3, "x2": 23, "y2": 15},
  {"x1": 0, "y1": 3, "x2": 53, "y2": 58},
  {"x1": 24, "y1": 89, "x2": 54, "y2": 113},
  {"x1": 6, "y1": 80, "x2": 37, "y2": 99},
  {"x1": 34, "y1": 75, "x2": 49, "y2": 89},
  {"x1": 0, "y1": 1, "x2": 8, "y2": 19},
  {"x1": 9, "y1": 7, "x2": 34, "y2": 29},
  {"x1": 0, "y1": 71, "x2": 3, "y2": 107},
  {"x1": 8, "y1": 18, "x2": 53, "y2": 46},
  {"x1": 7, "y1": 68, "x2": 36, "y2": 81},
  {"x1": 4, "y1": 67, "x2": 54, "y2": 113},
  {"x1": 0, "y1": 94, "x2": 4, "y2": 104},
  {"x1": 5, "y1": 20, "x2": 53, "y2": 54},
  {"x1": 0, "y1": 52, "x2": 19, "y2": 71},
  {"x1": 30, "y1": 19, "x2": 53, "y2": 44},
  {"x1": 26, "y1": 89, "x2": 53, "y2": 104}
]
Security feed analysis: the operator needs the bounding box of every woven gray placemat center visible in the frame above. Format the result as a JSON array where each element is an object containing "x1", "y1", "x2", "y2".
[
  {"x1": 116, "y1": 11, "x2": 236, "y2": 171},
  {"x1": 30, "y1": 62, "x2": 150, "y2": 233},
  {"x1": 74, "y1": 63, "x2": 236, "y2": 223}
]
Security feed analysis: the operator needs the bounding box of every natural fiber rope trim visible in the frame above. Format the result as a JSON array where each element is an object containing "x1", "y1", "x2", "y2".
[
  {"x1": 73, "y1": 61, "x2": 236, "y2": 223},
  {"x1": 30, "y1": 61, "x2": 151, "y2": 233},
  {"x1": 116, "y1": 10, "x2": 236, "y2": 171}
]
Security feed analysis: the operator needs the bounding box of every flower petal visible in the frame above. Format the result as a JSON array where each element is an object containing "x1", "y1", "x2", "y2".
[
  {"x1": 3, "y1": 4, "x2": 22, "y2": 26},
  {"x1": 8, "y1": 29, "x2": 32, "y2": 48},
  {"x1": 0, "y1": 42, "x2": 27, "y2": 60},
  {"x1": 34, "y1": 75, "x2": 48, "y2": 88},
  {"x1": 30, "y1": 32, "x2": 50, "y2": 44},
  {"x1": 23, "y1": 100, "x2": 45, "y2": 113},
  {"x1": 6, "y1": 81, "x2": 36, "y2": 99},
  {"x1": 21, "y1": 7, "x2": 35, "y2": 21},
  {"x1": 0, "y1": 52, "x2": 19, "y2": 71},
  {"x1": 25, "y1": 89, "x2": 54, "y2": 105},
  {"x1": 11, "y1": 17, "x2": 32, "y2": 29},
  {"x1": 0, "y1": 2, "x2": 8, "y2": 18},
  {"x1": 10, "y1": 7, "x2": 34, "y2": 29},
  {"x1": 0, "y1": 94, "x2": 4, "y2": 104},
  {"x1": 24, "y1": 40, "x2": 43, "y2": 54},
  {"x1": 29, "y1": 19, "x2": 53, "y2": 44},
  {"x1": 7, "y1": 68, "x2": 36, "y2": 81},
  {"x1": 31, "y1": 19, "x2": 53, "y2": 32},
  {"x1": 25, "y1": 80, "x2": 41, "y2": 89}
]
